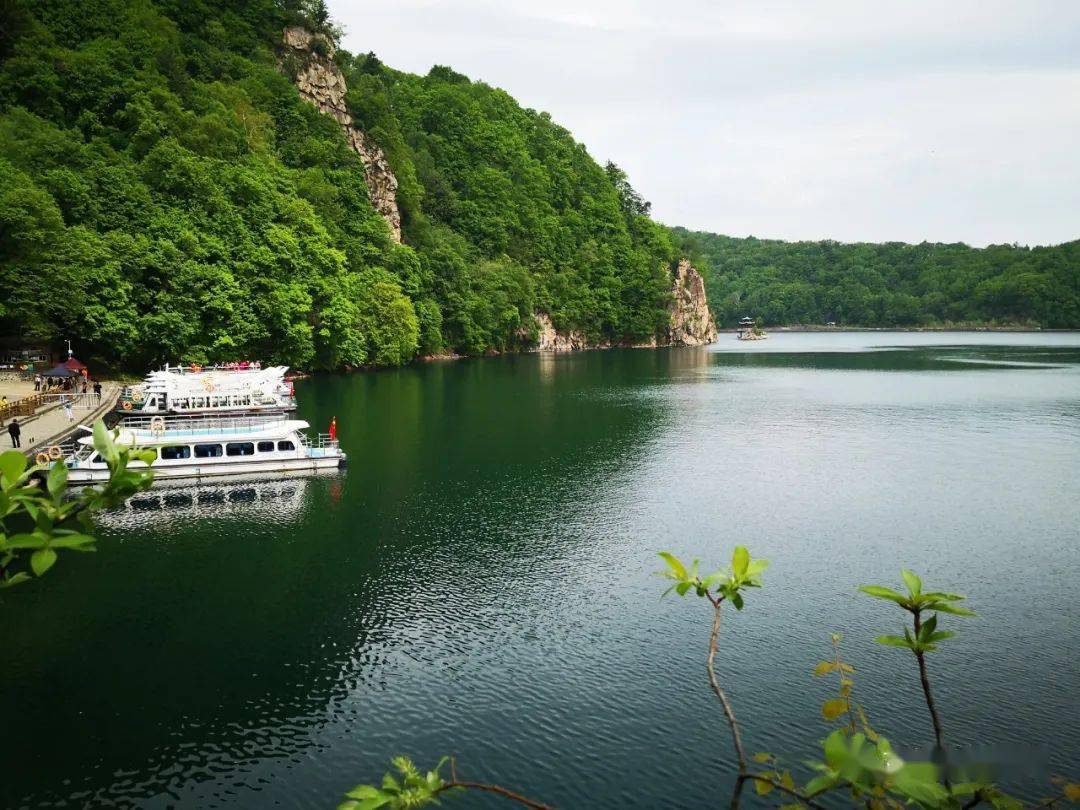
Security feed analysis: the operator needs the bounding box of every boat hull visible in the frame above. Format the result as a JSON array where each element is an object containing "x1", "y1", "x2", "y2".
[{"x1": 66, "y1": 454, "x2": 345, "y2": 485}]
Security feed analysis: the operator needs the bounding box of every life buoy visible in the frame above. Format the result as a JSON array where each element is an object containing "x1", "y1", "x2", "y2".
[
  {"x1": 35, "y1": 452, "x2": 50, "y2": 466},
  {"x1": 132, "y1": 390, "x2": 145, "y2": 403},
  {"x1": 122, "y1": 401, "x2": 133, "y2": 410},
  {"x1": 48, "y1": 445, "x2": 63, "y2": 460},
  {"x1": 149, "y1": 416, "x2": 166, "y2": 434},
  {"x1": 202, "y1": 378, "x2": 215, "y2": 392}
]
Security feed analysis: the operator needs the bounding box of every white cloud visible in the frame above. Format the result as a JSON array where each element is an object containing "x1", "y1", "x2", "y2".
[{"x1": 337, "y1": 0, "x2": 1080, "y2": 246}]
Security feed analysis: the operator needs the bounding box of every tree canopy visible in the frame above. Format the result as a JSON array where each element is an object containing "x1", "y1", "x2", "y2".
[
  {"x1": 0, "y1": 0, "x2": 676, "y2": 370},
  {"x1": 672, "y1": 228, "x2": 1080, "y2": 328}
]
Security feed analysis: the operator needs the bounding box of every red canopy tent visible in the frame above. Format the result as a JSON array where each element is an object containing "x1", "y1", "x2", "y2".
[{"x1": 62, "y1": 356, "x2": 87, "y2": 372}]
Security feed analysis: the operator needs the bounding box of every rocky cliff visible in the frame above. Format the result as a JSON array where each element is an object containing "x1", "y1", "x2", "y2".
[
  {"x1": 534, "y1": 259, "x2": 717, "y2": 351},
  {"x1": 665, "y1": 258, "x2": 718, "y2": 345},
  {"x1": 280, "y1": 27, "x2": 402, "y2": 242}
]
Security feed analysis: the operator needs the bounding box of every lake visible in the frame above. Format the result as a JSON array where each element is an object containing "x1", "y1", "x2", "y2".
[{"x1": 4, "y1": 332, "x2": 1079, "y2": 808}]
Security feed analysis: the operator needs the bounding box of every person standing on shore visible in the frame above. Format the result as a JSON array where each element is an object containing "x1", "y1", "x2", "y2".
[
  {"x1": 8, "y1": 418, "x2": 21, "y2": 448},
  {"x1": 62, "y1": 394, "x2": 74, "y2": 422},
  {"x1": 93, "y1": 380, "x2": 102, "y2": 403}
]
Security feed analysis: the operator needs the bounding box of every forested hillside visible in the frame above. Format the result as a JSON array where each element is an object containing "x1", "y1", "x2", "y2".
[
  {"x1": 673, "y1": 228, "x2": 1080, "y2": 328},
  {"x1": 0, "y1": 0, "x2": 677, "y2": 370}
]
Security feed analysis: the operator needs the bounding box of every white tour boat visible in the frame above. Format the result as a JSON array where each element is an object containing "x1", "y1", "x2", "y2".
[
  {"x1": 120, "y1": 363, "x2": 296, "y2": 415},
  {"x1": 64, "y1": 413, "x2": 345, "y2": 484}
]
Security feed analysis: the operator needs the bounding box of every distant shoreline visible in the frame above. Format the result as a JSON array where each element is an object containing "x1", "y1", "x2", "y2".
[{"x1": 719, "y1": 326, "x2": 1079, "y2": 333}]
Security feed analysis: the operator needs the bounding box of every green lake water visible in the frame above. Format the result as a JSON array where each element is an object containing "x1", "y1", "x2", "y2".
[{"x1": 4, "y1": 332, "x2": 1079, "y2": 808}]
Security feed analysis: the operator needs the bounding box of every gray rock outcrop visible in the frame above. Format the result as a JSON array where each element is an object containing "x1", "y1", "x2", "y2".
[{"x1": 281, "y1": 27, "x2": 402, "y2": 242}]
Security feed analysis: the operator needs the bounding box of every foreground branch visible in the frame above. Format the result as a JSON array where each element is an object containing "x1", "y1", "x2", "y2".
[
  {"x1": 912, "y1": 610, "x2": 946, "y2": 750},
  {"x1": 441, "y1": 781, "x2": 553, "y2": 809},
  {"x1": 706, "y1": 596, "x2": 747, "y2": 772}
]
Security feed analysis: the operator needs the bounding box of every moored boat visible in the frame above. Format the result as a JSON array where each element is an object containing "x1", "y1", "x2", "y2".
[
  {"x1": 118, "y1": 363, "x2": 296, "y2": 415},
  {"x1": 64, "y1": 413, "x2": 344, "y2": 484}
]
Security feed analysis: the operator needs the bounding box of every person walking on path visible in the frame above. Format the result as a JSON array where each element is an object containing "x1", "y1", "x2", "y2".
[
  {"x1": 93, "y1": 380, "x2": 102, "y2": 404},
  {"x1": 34, "y1": 374, "x2": 41, "y2": 392},
  {"x1": 62, "y1": 394, "x2": 74, "y2": 423},
  {"x1": 8, "y1": 418, "x2": 21, "y2": 448}
]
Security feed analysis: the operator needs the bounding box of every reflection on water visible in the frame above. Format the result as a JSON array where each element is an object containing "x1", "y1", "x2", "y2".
[
  {"x1": 97, "y1": 473, "x2": 341, "y2": 532},
  {"x1": 2, "y1": 333, "x2": 1079, "y2": 809}
]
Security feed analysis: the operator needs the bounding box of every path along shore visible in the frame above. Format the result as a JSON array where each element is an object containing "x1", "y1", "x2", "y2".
[{"x1": 1, "y1": 383, "x2": 120, "y2": 458}]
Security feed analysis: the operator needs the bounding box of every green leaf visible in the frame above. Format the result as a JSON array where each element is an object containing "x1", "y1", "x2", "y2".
[
  {"x1": 926, "y1": 602, "x2": 976, "y2": 617},
  {"x1": 700, "y1": 570, "x2": 727, "y2": 588},
  {"x1": 345, "y1": 786, "x2": 384, "y2": 800},
  {"x1": 918, "y1": 613, "x2": 937, "y2": 641},
  {"x1": 746, "y1": 559, "x2": 769, "y2": 576},
  {"x1": 754, "y1": 775, "x2": 775, "y2": 795},
  {"x1": 731, "y1": 591, "x2": 744, "y2": 610},
  {"x1": 0, "y1": 450, "x2": 27, "y2": 485},
  {"x1": 732, "y1": 545, "x2": 749, "y2": 577},
  {"x1": 874, "y1": 635, "x2": 913, "y2": 649},
  {"x1": 821, "y1": 698, "x2": 848, "y2": 720},
  {"x1": 893, "y1": 762, "x2": 947, "y2": 805},
  {"x1": 921, "y1": 591, "x2": 965, "y2": 602},
  {"x1": 658, "y1": 552, "x2": 687, "y2": 580},
  {"x1": 804, "y1": 772, "x2": 838, "y2": 795},
  {"x1": 31, "y1": 547, "x2": 57, "y2": 577},
  {"x1": 813, "y1": 661, "x2": 836, "y2": 676},
  {"x1": 50, "y1": 533, "x2": 96, "y2": 549},
  {"x1": 675, "y1": 581, "x2": 691, "y2": 596},
  {"x1": 5, "y1": 532, "x2": 45, "y2": 549},
  {"x1": 351, "y1": 797, "x2": 392, "y2": 810},
  {"x1": 0, "y1": 571, "x2": 32, "y2": 588},
  {"x1": 93, "y1": 420, "x2": 118, "y2": 466},
  {"x1": 822, "y1": 729, "x2": 848, "y2": 768},
  {"x1": 47, "y1": 461, "x2": 67, "y2": 499},
  {"x1": 858, "y1": 585, "x2": 907, "y2": 604},
  {"x1": 901, "y1": 569, "x2": 922, "y2": 596},
  {"x1": 752, "y1": 752, "x2": 772, "y2": 764},
  {"x1": 926, "y1": 631, "x2": 955, "y2": 644}
]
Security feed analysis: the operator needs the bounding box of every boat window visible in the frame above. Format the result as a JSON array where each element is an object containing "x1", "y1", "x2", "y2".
[
  {"x1": 161, "y1": 445, "x2": 191, "y2": 460},
  {"x1": 194, "y1": 443, "x2": 223, "y2": 458},
  {"x1": 257, "y1": 441, "x2": 275, "y2": 452},
  {"x1": 277, "y1": 440, "x2": 295, "y2": 451},
  {"x1": 226, "y1": 442, "x2": 255, "y2": 456}
]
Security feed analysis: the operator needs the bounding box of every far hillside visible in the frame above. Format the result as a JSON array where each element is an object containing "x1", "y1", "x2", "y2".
[{"x1": 672, "y1": 228, "x2": 1080, "y2": 328}]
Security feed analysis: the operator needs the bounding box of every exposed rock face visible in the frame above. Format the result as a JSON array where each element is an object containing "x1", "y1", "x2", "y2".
[
  {"x1": 665, "y1": 259, "x2": 718, "y2": 345},
  {"x1": 533, "y1": 313, "x2": 599, "y2": 352},
  {"x1": 281, "y1": 26, "x2": 402, "y2": 242},
  {"x1": 533, "y1": 259, "x2": 717, "y2": 351}
]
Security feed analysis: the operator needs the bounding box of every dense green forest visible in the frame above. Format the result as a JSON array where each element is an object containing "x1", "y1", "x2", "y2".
[
  {"x1": 0, "y1": 0, "x2": 676, "y2": 370},
  {"x1": 673, "y1": 228, "x2": 1080, "y2": 328}
]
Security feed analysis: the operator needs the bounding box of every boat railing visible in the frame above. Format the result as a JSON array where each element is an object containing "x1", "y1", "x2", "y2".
[
  {"x1": 296, "y1": 431, "x2": 340, "y2": 455},
  {"x1": 119, "y1": 413, "x2": 289, "y2": 437},
  {"x1": 160, "y1": 363, "x2": 265, "y2": 375}
]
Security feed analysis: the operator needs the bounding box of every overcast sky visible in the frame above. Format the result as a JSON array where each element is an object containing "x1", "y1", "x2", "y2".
[{"x1": 338, "y1": 1, "x2": 1080, "y2": 247}]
